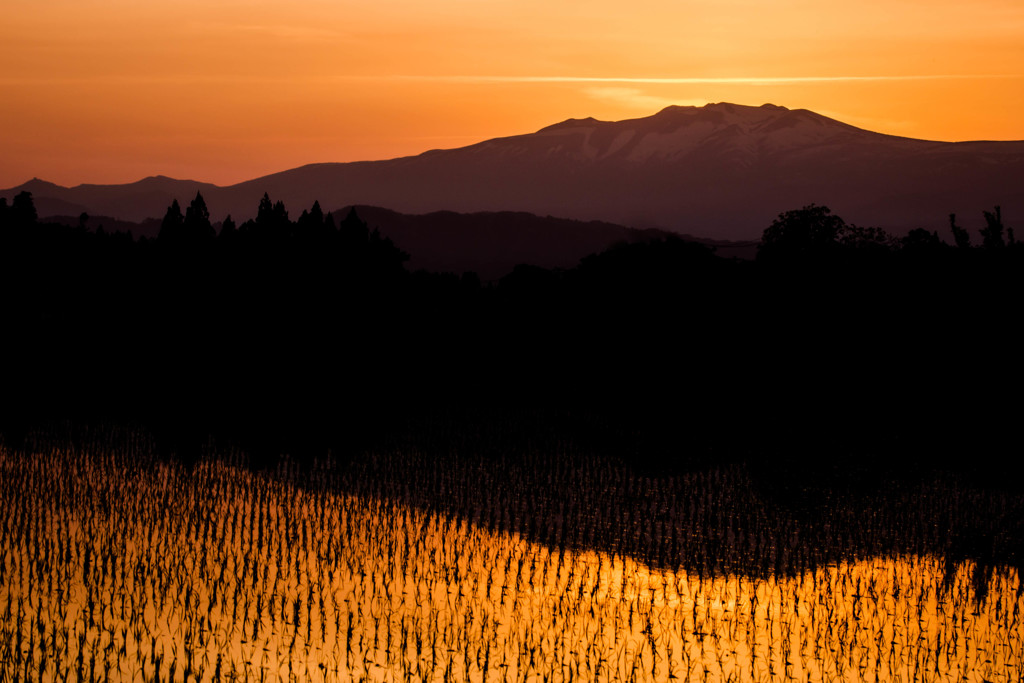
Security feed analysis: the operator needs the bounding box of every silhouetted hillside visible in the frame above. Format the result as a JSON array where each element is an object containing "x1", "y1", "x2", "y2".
[
  {"x1": 1, "y1": 192, "x2": 1022, "y2": 482},
  {"x1": 39, "y1": 205, "x2": 754, "y2": 279},
  {"x1": 44, "y1": 213, "x2": 163, "y2": 240},
  {"x1": 4, "y1": 103, "x2": 1022, "y2": 239},
  {"x1": 294, "y1": 206, "x2": 686, "y2": 280}
]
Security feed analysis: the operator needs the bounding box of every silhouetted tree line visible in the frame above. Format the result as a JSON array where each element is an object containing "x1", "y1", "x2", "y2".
[{"x1": 1, "y1": 192, "x2": 1021, "y2": 480}]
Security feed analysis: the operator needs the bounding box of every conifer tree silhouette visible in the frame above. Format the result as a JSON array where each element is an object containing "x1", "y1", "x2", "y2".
[
  {"x1": 340, "y1": 207, "x2": 369, "y2": 244},
  {"x1": 183, "y1": 191, "x2": 215, "y2": 242},
  {"x1": 219, "y1": 214, "x2": 236, "y2": 238},
  {"x1": 296, "y1": 200, "x2": 326, "y2": 242},
  {"x1": 158, "y1": 199, "x2": 184, "y2": 241},
  {"x1": 256, "y1": 192, "x2": 274, "y2": 226}
]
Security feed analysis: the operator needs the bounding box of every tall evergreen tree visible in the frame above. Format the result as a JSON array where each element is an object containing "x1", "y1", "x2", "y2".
[
  {"x1": 158, "y1": 199, "x2": 184, "y2": 241},
  {"x1": 220, "y1": 214, "x2": 236, "y2": 238},
  {"x1": 183, "y1": 191, "x2": 215, "y2": 242}
]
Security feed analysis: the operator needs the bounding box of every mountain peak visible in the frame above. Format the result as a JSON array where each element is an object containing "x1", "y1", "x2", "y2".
[
  {"x1": 4, "y1": 177, "x2": 65, "y2": 194},
  {"x1": 537, "y1": 116, "x2": 604, "y2": 133},
  {"x1": 5, "y1": 103, "x2": 1021, "y2": 242},
  {"x1": 654, "y1": 102, "x2": 790, "y2": 116},
  {"x1": 627, "y1": 101, "x2": 866, "y2": 141},
  {"x1": 633, "y1": 102, "x2": 807, "y2": 133}
]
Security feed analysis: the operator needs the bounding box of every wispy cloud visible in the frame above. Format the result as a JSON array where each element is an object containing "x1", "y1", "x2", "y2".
[
  {"x1": 196, "y1": 23, "x2": 343, "y2": 41},
  {"x1": 4, "y1": 73, "x2": 1019, "y2": 87},
  {"x1": 390, "y1": 74, "x2": 1021, "y2": 84},
  {"x1": 583, "y1": 87, "x2": 707, "y2": 110}
]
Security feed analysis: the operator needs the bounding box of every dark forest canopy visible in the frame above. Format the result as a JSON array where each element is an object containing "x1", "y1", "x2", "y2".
[{"x1": 1, "y1": 191, "x2": 1022, "y2": 479}]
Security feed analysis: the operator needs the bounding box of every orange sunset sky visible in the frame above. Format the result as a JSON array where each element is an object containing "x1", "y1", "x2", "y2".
[{"x1": 2, "y1": 0, "x2": 1023, "y2": 188}]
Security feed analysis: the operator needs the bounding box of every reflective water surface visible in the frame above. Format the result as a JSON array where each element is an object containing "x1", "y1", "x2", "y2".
[{"x1": 2, "y1": 448, "x2": 1021, "y2": 682}]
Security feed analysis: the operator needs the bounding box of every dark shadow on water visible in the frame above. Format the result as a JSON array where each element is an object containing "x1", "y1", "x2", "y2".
[
  {"x1": 3, "y1": 194, "x2": 1024, "y2": 603},
  {"x1": 291, "y1": 410, "x2": 1024, "y2": 604}
]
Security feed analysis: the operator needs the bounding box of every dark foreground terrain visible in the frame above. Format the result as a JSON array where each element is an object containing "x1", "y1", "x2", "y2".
[
  {"x1": 3, "y1": 190, "x2": 1024, "y2": 679},
  {"x1": 2, "y1": 193, "x2": 1021, "y2": 477}
]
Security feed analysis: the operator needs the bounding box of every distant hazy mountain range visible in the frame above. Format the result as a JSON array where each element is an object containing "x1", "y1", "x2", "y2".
[
  {"x1": 5, "y1": 103, "x2": 1023, "y2": 240},
  {"x1": 39, "y1": 207, "x2": 754, "y2": 280}
]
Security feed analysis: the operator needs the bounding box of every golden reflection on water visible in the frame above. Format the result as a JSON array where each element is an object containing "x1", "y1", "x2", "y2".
[{"x1": 1, "y1": 449, "x2": 1022, "y2": 682}]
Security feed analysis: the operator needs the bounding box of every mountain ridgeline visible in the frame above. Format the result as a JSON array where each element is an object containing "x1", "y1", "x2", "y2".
[
  {"x1": 4, "y1": 103, "x2": 1023, "y2": 240},
  {"x1": 1, "y1": 189, "x2": 1022, "y2": 482}
]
